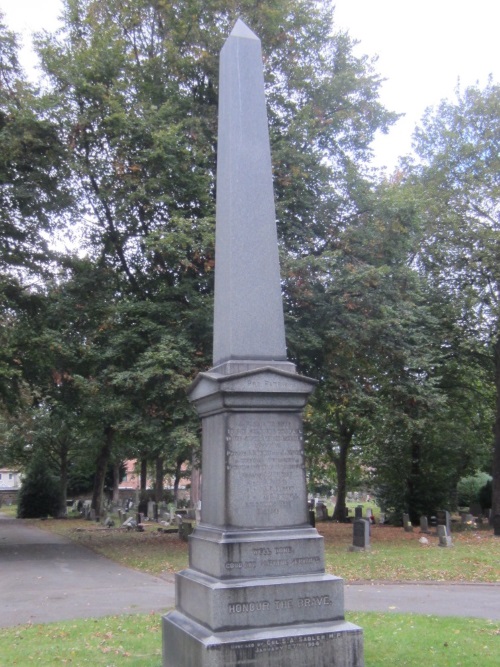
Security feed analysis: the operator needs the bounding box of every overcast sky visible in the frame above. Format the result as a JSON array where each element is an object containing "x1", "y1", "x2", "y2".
[{"x1": 2, "y1": 0, "x2": 498, "y2": 171}]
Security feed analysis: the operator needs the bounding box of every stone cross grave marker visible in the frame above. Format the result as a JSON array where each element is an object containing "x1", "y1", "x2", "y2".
[{"x1": 161, "y1": 19, "x2": 363, "y2": 667}]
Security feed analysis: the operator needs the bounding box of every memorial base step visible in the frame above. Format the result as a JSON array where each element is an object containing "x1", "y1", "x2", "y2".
[{"x1": 163, "y1": 610, "x2": 363, "y2": 667}]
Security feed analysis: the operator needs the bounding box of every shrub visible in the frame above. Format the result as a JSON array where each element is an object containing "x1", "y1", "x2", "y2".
[
  {"x1": 478, "y1": 479, "x2": 492, "y2": 510},
  {"x1": 457, "y1": 472, "x2": 491, "y2": 508},
  {"x1": 17, "y1": 453, "x2": 62, "y2": 518}
]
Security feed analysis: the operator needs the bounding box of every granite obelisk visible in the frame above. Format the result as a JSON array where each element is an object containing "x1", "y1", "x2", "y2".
[
  {"x1": 162, "y1": 19, "x2": 363, "y2": 666},
  {"x1": 212, "y1": 18, "x2": 287, "y2": 370}
]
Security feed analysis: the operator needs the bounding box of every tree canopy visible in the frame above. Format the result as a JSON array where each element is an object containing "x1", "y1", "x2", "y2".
[{"x1": 0, "y1": 3, "x2": 497, "y2": 526}]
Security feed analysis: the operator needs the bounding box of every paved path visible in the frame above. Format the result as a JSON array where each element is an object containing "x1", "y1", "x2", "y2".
[
  {"x1": 1, "y1": 513, "x2": 499, "y2": 628},
  {"x1": 0, "y1": 513, "x2": 175, "y2": 628},
  {"x1": 344, "y1": 581, "x2": 500, "y2": 619}
]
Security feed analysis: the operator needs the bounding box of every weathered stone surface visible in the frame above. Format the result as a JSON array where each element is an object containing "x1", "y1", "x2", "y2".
[
  {"x1": 419, "y1": 516, "x2": 430, "y2": 534},
  {"x1": 212, "y1": 19, "x2": 286, "y2": 368},
  {"x1": 437, "y1": 525, "x2": 453, "y2": 547},
  {"x1": 175, "y1": 570, "x2": 344, "y2": 632},
  {"x1": 350, "y1": 519, "x2": 370, "y2": 552},
  {"x1": 196, "y1": 398, "x2": 311, "y2": 530},
  {"x1": 162, "y1": 18, "x2": 363, "y2": 667},
  {"x1": 437, "y1": 509, "x2": 451, "y2": 535},
  {"x1": 189, "y1": 526, "x2": 325, "y2": 579},
  {"x1": 164, "y1": 613, "x2": 364, "y2": 667}
]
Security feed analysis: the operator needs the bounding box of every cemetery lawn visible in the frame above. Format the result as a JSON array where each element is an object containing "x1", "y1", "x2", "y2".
[
  {"x1": 32, "y1": 518, "x2": 500, "y2": 583},
  {"x1": 319, "y1": 522, "x2": 500, "y2": 583},
  {"x1": 0, "y1": 612, "x2": 498, "y2": 666}
]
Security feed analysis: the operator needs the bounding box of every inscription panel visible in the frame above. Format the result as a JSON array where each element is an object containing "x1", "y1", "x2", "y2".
[
  {"x1": 226, "y1": 413, "x2": 308, "y2": 528},
  {"x1": 228, "y1": 595, "x2": 333, "y2": 615},
  {"x1": 164, "y1": 611, "x2": 364, "y2": 667},
  {"x1": 222, "y1": 631, "x2": 340, "y2": 653},
  {"x1": 206, "y1": 626, "x2": 363, "y2": 666},
  {"x1": 224, "y1": 545, "x2": 322, "y2": 573},
  {"x1": 189, "y1": 532, "x2": 325, "y2": 578},
  {"x1": 176, "y1": 571, "x2": 345, "y2": 631}
]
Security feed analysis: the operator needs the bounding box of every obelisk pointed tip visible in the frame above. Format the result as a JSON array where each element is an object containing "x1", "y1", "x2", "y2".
[{"x1": 229, "y1": 18, "x2": 259, "y2": 41}]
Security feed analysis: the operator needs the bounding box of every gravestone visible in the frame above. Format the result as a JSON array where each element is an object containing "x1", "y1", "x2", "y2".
[
  {"x1": 122, "y1": 516, "x2": 137, "y2": 529},
  {"x1": 469, "y1": 501, "x2": 482, "y2": 517},
  {"x1": 365, "y1": 508, "x2": 373, "y2": 521},
  {"x1": 419, "y1": 516, "x2": 430, "y2": 534},
  {"x1": 403, "y1": 513, "x2": 413, "y2": 532},
  {"x1": 437, "y1": 525, "x2": 453, "y2": 547},
  {"x1": 437, "y1": 510, "x2": 451, "y2": 535},
  {"x1": 316, "y1": 501, "x2": 328, "y2": 521},
  {"x1": 162, "y1": 19, "x2": 363, "y2": 667},
  {"x1": 349, "y1": 519, "x2": 370, "y2": 552},
  {"x1": 355, "y1": 505, "x2": 363, "y2": 519},
  {"x1": 147, "y1": 501, "x2": 156, "y2": 520}
]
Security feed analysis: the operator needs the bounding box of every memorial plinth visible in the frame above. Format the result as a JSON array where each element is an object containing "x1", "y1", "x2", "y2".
[{"x1": 162, "y1": 19, "x2": 363, "y2": 667}]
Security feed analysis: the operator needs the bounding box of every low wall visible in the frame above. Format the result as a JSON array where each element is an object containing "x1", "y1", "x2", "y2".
[{"x1": 0, "y1": 489, "x2": 19, "y2": 506}]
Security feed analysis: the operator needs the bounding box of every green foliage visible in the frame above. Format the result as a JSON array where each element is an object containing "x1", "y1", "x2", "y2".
[
  {"x1": 457, "y1": 472, "x2": 492, "y2": 508},
  {"x1": 407, "y1": 80, "x2": 500, "y2": 519},
  {"x1": 15, "y1": 0, "x2": 395, "y2": 514},
  {"x1": 289, "y1": 175, "x2": 458, "y2": 520},
  {"x1": 17, "y1": 452, "x2": 62, "y2": 518},
  {"x1": 3, "y1": 1, "x2": 496, "y2": 522},
  {"x1": 479, "y1": 480, "x2": 493, "y2": 510}
]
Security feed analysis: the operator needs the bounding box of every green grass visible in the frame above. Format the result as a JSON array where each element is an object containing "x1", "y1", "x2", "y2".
[
  {"x1": 2, "y1": 507, "x2": 499, "y2": 664},
  {"x1": 354, "y1": 612, "x2": 500, "y2": 666},
  {"x1": 0, "y1": 612, "x2": 497, "y2": 666},
  {"x1": 0, "y1": 503, "x2": 18, "y2": 518},
  {"x1": 320, "y1": 523, "x2": 500, "y2": 583},
  {"x1": 21, "y1": 516, "x2": 500, "y2": 583},
  {"x1": 0, "y1": 613, "x2": 162, "y2": 666}
]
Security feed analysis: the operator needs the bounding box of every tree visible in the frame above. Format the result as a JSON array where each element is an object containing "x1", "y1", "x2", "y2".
[
  {"x1": 0, "y1": 14, "x2": 71, "y2": 412},
  {"x1": 17, "y1": 450, "x2": 62, "y2": 518},
  {"x1": 30, "y1": 0, "x2": 396, "y2": 509},
  {"x1": 407, "y1": 81, "x2": 500, "y2": 530},
  {"x1": 283, "y1": 171, "x2": 447, "y2": 520}
]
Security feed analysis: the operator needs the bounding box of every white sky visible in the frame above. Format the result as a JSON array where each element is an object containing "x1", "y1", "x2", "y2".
[{"x1": 1, "y1": 0, "x2": 498, "y2": 171}]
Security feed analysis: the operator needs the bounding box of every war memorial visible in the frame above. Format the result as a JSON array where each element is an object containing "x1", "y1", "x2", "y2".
[{"x1": 162, "y1": 19, "x2": 364, "y2": 666}]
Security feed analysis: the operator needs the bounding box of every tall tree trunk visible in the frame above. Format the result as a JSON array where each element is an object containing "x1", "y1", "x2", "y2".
[
  {"x1": 173, "y1": 457, "x2": 184, "y2": 507},
  {"x1": 91, "y1": 426, "x2": 114, "y2": 518},
  {"x1": 140, "y1": 457, "x2": 148, "y2": 491},
  {"x1": 332, "y1": 425, "x2": 352, "y2": 522},
  {"x1": 59, "y1": 441, "x2": 69, "y2": 517},
  {"x1": 191, "y1": 465, "x2": 201, "y2": 509},
  {"x1": 154, "y1": 455, "x2": 164, "y2": 503},
  {"x1": 407, "y1": 436, "x2": 421, "y2": 524},
  {"x1": 493, "y1": 335, "x2": 500, "y2": 535},
  {"x1": 112, "y1": 460, "x2": 121, "y2": 504}
]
